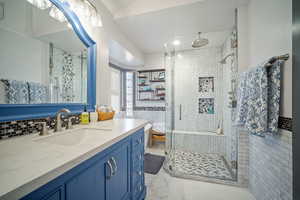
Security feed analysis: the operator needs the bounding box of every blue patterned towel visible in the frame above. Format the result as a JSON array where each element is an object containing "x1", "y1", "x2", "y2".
[
  {"x1": 235, "y1": 60, "x2": 282, "y2": 136},
  {"x1": 267, "y1": 60, "x2": 282, "y2": 133},
  {"x1": 28, "y1": 82, "x2": 49, "y2": 104},
  {"x1": 1, "y1": 79, "x2": 30, "y2": 104}
]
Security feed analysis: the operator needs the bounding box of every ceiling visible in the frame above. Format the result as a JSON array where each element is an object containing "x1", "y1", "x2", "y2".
[
  {"x1": 109, "y1": 39, "x2": 143, "y2": 68},
  {"x1": 38, "y1": 30, "x2": 86, "y2": 54},
  {"x1": 102, "y1": 0, "x2": 248, "y2": 54},
  {"x1": 101, "y1": 0, "x2": 136, "y2": 15},
  {"x1": 101, "y1": 0, "x2": 206, "y2": 19}
]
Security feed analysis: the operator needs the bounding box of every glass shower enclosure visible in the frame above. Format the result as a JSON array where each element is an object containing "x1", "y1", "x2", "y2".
[{"x1": 164, "y1": 31, "x2": 239, "y2": 182}]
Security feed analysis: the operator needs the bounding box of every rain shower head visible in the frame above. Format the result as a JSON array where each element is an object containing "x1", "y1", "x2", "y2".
[{"x1": 192, "y1": 32, "x2": 209, "y2": 48}]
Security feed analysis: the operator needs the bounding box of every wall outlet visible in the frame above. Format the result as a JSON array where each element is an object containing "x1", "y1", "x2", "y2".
[{"x1": 0, "y1": 3, "x2": 4, "y2": 21}]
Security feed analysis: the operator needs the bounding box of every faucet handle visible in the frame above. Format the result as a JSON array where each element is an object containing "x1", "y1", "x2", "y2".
[
  {"x1": 67, "y1": 116, "x2": 76, "y2": 129},
  {"x1": 35, "y1": 121, "x2": 48, "y2": 136}
]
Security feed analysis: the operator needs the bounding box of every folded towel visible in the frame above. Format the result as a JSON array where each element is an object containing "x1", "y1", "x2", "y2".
[
  {"x1": 28, "y1": 82, "x2": 49, "y2": 104},
  {"x1": 235, "y1": 60, "x2": 282, "y2": 136},
  {"x1": 0, "y1": 79, "x2": 30, "y2": 104}
]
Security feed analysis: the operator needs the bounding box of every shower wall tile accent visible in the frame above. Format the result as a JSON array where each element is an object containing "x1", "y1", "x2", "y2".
[
  {"x1": 198, "y1": 98, "x2": 214, "y2": 114},
  {"x1": 237, "y1": 129, "x2": 249, "y2": 187},
  {"x1": 0, "y1": 115, "x2": 80, "y2": 140},
  {"x1": 133, "y1": 106, "x2": 166, "y2": 111},
  {"x1": 199, "y1": 77, "x2": 214, "y2": 93},
  {"x1": 173, "y1": 132, "x2": 226, "y2": 155},
  {"x1": 248, "y1": 130, "x2": 292, "y2": 200},
  {"x1": 61, "y1": 53, "x2": 75, "y2": 102},
  {"x1": 173, "y1": 47, "x2": 223, "y2": 132},
  {"x1": 51, "y1": 47, "x2": 87, "y2": 103}
]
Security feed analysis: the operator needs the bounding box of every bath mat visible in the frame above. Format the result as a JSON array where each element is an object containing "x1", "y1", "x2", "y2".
[{"x1": 144, "y1": 153, "x2": 165, "y2": 175}]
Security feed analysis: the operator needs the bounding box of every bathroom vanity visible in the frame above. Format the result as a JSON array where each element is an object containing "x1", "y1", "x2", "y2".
[
  {"x1": 0, "y1": 119, "x2": 148, "y2": 200},
  {"x1": 0, "y1": 1, "x2": 146, "y2": 199}
]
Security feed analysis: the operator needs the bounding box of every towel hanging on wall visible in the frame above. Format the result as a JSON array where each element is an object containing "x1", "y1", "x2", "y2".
[{"x1": 235, "y1": 59, "x2": 283, "y2": 137}]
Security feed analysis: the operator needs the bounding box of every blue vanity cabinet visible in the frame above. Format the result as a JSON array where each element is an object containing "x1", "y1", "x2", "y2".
[
  {"x1": 131, "y1": 129, "x2": 146, "y2": 200},
  {"x1": 65, "y1": 157, "x2": 106, "y2": 200},
  {"x1": 106, "y1": 141, "x2": 131, "y2": 200},
  {"x1": 40, "y1": 187, "x2": 64, "y2": 200},
  {"x1": 20, "y1": 128, "x2": 146, "y2": 200},
  {"x1": 65, "y1": 139, "x2": 131, "y2": 200}
]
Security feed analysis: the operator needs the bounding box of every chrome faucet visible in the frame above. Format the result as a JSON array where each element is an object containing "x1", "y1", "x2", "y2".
[
  {"x1": 55, "y1": 108, "x2": 71, "y2": 132},
  {"x1": 35, "y1": 121, "x2": 48, "y2": 136}
]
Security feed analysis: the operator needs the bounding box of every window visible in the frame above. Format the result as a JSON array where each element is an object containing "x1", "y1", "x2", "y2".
[
  {"x1": 110, "y1": 67, "x2": 121, "y2": 112},
  {"x1": 109, "y1": 63, "x2": 135, "y2": 117}
]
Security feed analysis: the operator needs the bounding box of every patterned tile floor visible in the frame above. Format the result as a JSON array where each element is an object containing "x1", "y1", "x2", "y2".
[
  {"x1": 145, "y1": 145, "x2": 255, "y2": 200},
  {"x1": 167, "y1": 150, "x2": 235, "y2": 181}
]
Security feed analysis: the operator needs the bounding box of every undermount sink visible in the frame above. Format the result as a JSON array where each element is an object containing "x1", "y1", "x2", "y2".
[{"x1": 34, "y1": 128, "x2": 110, "y2": 146}]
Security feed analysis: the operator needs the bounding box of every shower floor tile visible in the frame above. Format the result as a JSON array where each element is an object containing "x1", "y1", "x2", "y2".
[{"x1": 170, "y1": 151, "x2": 234, "y2": 180}]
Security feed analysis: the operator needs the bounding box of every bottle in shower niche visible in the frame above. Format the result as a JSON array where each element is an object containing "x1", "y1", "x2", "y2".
[{"x1": 81, "y1": 105, "x2": 90, "y2": 125}]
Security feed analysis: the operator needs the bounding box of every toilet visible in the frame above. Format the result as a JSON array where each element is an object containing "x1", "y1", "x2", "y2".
[{"x1": 144, "y1": 123, "x2": 152, "y2": 148}]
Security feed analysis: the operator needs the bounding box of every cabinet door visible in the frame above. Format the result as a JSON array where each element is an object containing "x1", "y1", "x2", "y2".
[
  {"x1": 65, "y1": 158, "x2": 107, "y2": 200},
  {"x1": 21, "y1": 184, "x2": 65, "y2": 200},
  {"x1": 41, "y1": 188, "x2": 64, "y2": 200},
  {"x1": 107, "y1": 141, "x2": 131, "y2": 200}
]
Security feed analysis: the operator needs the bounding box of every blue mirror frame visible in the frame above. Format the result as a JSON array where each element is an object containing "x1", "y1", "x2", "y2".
[{"x1": 0, "y1": 0, "x2": 96, "y2": 122}]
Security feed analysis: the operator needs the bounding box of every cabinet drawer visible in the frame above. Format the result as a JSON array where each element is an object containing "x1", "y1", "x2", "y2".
[
  {"x1": 132, "y1": 149, "x2": 144, "y2": 164},
  {"x1": 132, "y1": 131, "x2": 144, "y2": 151},
  {"x1": 132, "y1": 163, "x2": 143, "y2": 186},
  {"x1": 132, "y1": 180, "x2": 144, "y2": 199}
]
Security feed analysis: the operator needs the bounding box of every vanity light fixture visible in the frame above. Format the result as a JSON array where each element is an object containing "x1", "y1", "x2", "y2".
[
  {"x1": 27, "y1": 0, "x2": 102, "y2": 27},
  {"x1": 27, "y1": 0, "x2": 52, "y2": 10},
  {"x1": 49, "y1": 5, "x2": 67, "y2": 22}
]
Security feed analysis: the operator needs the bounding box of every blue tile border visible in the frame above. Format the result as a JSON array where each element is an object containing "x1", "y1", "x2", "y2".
[
  {"x1": 278, "y1": 116, "x2": 292, "y2": 132},
  {"x1": 133, "y1": 107, "x2": 166, "y2": 111}
]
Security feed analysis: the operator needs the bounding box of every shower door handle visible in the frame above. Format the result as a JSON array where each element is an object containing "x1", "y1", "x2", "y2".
[{"x1": 179, "y1": 104, "x2": 182, "y2": 120}]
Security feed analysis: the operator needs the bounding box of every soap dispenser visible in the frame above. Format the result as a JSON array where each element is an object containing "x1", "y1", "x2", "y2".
[{"x1": 80, "y1": 105, "x2": 89, "y2": 125}]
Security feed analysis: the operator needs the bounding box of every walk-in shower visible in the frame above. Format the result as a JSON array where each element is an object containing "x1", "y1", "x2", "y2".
[
  {"x1": 164, "y1": 30, "x2": 239, "y2": 183},
  {"x1": 49, "y1": 44, "x2": 88, "y2": 103}
]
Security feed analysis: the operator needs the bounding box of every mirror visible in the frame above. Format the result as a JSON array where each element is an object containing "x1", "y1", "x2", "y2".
[{"x1": 0, "y1": 0, "x2": 87, "y2": 104}]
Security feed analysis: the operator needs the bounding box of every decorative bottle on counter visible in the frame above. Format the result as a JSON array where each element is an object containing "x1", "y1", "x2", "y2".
[{"x1": 81, "y1": 105, "x2": 89, "y2": 125}]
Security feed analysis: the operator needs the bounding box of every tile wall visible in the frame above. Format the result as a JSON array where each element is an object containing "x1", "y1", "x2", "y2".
[{"x1": 0, "y1": 115, "x2": 80, "y2": 140}]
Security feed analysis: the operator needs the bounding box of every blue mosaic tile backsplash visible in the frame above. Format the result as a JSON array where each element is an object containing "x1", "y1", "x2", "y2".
[{"x1": 0, "y1": 114, "x2": 80, "y2": 140}]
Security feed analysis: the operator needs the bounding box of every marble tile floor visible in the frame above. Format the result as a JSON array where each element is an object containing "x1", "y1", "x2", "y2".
[{"x1": 145, "y1": 144, "x2": 255, "y2": 200}]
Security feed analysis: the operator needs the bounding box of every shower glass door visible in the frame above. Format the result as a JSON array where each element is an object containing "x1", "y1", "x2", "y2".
[{"x1": 164, "y1": 43, "x2": 238, "y2": 182}]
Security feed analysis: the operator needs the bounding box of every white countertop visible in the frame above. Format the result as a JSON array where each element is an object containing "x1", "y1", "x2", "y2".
[{"x1": 0, "y1": 119, "x2": 148, "y2": 200}]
